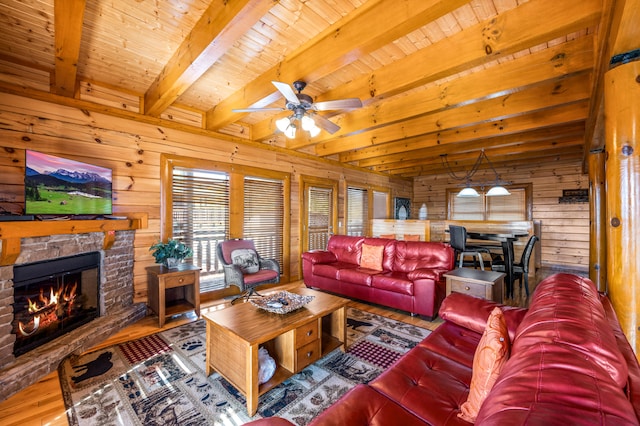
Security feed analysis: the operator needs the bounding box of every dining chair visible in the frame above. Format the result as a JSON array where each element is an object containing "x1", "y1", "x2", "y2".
[
  {"x1": 448, "y1": 225, "x2": 491, "y2": 270},
  {"x1": 216, "y1": 239, "x2": 280, "y2": 303},
  {"x1": 491, "y1": 235, "x2": 538, "y2": 296}
]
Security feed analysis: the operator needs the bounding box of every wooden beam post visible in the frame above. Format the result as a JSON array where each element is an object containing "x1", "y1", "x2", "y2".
[
  {"x1": 604, "y1": 57, "x2": 640, "y2": 358},
  {"x1": 588, "y1": 150, "x2": 607, "y2": 291}
]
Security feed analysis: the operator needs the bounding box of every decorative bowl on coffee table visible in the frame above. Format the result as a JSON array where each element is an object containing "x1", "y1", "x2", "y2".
[{"x1": 250, "y1": 290, "x2": 314, "y2": 314}]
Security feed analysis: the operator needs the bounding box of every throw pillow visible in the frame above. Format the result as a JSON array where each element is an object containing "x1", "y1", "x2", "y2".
[
  {"x1": 231, "y1": 248, "x2": 260, "y2": 274},
  {"x1": 379, "y1": 234, "x2": 396, "y2": 239},
  {"x1": 360, "y1": 243, "x2": 384, "y2": 271},
  {"x1": 403, "y1": 234, "x2": 420, "y2": 241},
  {"x1": 458, "y1": 307, "x2": 510, "y2": 423}
]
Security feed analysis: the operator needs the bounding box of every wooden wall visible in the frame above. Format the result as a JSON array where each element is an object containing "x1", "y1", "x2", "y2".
[
  {"x1": 413, "y1": 159, "x2": 589, "y2": 271},
  {"x1": 0, "y1": 92, "x2": 411, "y2": 304}
]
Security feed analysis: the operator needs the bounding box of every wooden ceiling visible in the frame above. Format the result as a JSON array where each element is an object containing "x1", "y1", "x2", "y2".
[{"x1": 0, "y1": 0, "x2": 617, "y2": 178}]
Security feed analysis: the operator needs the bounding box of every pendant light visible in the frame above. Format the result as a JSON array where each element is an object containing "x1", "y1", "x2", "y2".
[{"x1": 440, "y1": 149, "x2": 511, "y2": 197}]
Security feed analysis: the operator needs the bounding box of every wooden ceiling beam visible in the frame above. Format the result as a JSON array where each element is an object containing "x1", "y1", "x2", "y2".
[
  {"x1": 262, "y1": 0, "x2": 601, "y2": 146},
  {"x1": 316, "y1": 73, "x2": 591, "y2": 156},
  {"x1": 371, "y1": 137, "x2": 583, "y2": 173},
  {"x1": 205, "y1": 0, "x2": 470, "y2": 130},
  {"x1": 274, "y1": 34, "x2": 593, "y2": 147},
  {"x1": 322, "y1": 0, "x2": 600, "y2": 106},
  {"x1": 143, "y1": 0, "x2": 272, "y2": 116},
  {"x1": 394, "y1": 147, "x2": 584, "y2": 177},
  {"x1": 341, "y1": 105, "x2": 587, "y2": 163},
  {"x1": 53, "y1": 0, "x2": 86, "y2": 97},
  {"x1": 357, "y1": 122, "x2": 586, "y2": 168}
]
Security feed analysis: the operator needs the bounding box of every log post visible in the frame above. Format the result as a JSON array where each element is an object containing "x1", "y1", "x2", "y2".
[
  {"x1": 604, "y1": 57, "x2": 640, "y2": 357},
  {"x1": 588, "y1": 150, "x2": 607, "y2": 292}
]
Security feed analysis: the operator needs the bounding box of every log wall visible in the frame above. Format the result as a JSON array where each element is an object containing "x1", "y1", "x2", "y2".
[
  {"x1": 0, "y1": 92, "x2": 410, "y2": 303},
  {"x1": 413, "y1": 160, "x2": 590, "y2": 271}
]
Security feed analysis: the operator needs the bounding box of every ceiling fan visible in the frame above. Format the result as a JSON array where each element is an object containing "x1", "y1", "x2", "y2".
[{"x1": 232, "y1": 80, "x2": 363, "y2": 136}]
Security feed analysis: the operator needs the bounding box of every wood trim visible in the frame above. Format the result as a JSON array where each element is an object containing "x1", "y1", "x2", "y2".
[{"x1": 0, "y1": 214, "x2": 148, "y2": 265}]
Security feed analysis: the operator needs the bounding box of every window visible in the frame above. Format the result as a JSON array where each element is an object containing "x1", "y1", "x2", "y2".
[
  {"x1": 347, "y1": 186, "x2": 368, "y2": 236},
  {"x1": 373, "y1": 190, "x2": 389, "y2": 219},
  {"x1": 307, "y1": 186, "x2": 333, "y2": 250},
  {"x1": 243, "y1": 176, "x2": 284, "y2": 269},
  {"x1": 447, "y1": 186, "x2": 531, "y2": 220},
  {"x1": 162, "y1": 155, "x2": 290, "y2": 291},
  {"x1": 172, "y1": 168, "x2": 229, "y2": 290}
]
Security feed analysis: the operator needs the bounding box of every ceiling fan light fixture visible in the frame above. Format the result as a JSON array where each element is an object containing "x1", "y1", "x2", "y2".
[
  {"x1": 486, "y1": 185, "x2": 511, "y2": 196},
  {"x1": 309, "y1": 124, "x2": 321, "y2": 137},
  {"x1": 284, "y1": 123, "x2": 297, "y2": 139},
  {"x1": 457, "y1": 186, "x2": 480, "y2": 197},
  {"x1": 301, "y1": 115, "x2": 315, "y2": 131},
  {"x1": 275, "y1": 116, "x2": 291, "y2": 132}
]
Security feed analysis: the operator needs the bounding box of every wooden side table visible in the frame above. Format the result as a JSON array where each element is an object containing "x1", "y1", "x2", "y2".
[
  {"x1": 444, "y1": 268, "x2": 505, "y2": 303},
  {"x1": 146, "y1": 263, "x2": 201, "y2": 327}
]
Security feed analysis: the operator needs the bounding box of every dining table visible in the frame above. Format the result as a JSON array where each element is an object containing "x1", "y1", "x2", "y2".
[{"x1": 465, "y1": 230, "x2": 529, "y2": 299}]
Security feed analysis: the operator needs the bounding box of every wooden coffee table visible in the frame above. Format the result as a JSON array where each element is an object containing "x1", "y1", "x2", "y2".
[{"x1": 203, "y1": 288, "x2": 350, "y2": 415}]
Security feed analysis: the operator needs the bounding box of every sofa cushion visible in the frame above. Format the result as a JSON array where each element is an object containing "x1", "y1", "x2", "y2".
[
  {"x1": 363, "y1": 237, "x2": 396, "y2": 271},
  {"x1": 313, "y1": 262, "x2": 357, "y2": 280},
  {"x1": 393, "y1": 241, "x2": 455, "y2": 273},
  {"x1": 371, "y1": 272, "x2": 413, "y2": 296},
  {"x1": 476, "y1": 341, "x2": 639, "y2": 425},
  {"x1": 327, "y1": 235, "x2": 363, "y2": 265},
  {"x1": 513, "y1": 273, "x2": 629, "y2": 388},
  {"x1": 360, "y1": 243, "x2": 384, "y2": 271},
  {"x1": 371, "y1": 344, "x2": 472, "y2": 425},
  {"x1": 309, "y1": 384, "x2": 427, "y2": 426},
  {"x1": 458, "y1": 307, "x2": 510, "y2": 423},
  {"x1": 418, "y1": 321, "x2": 482, "y2": 369},
  {"x1": 439, "y1": 292, "x2": 527, "y2": 343},
  {"x1": 337, "y1": 267, "x2": 374, "y2": 286}
]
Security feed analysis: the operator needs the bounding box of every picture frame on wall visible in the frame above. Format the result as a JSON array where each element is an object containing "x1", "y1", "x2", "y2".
[{"x1": 394, "y1": 197, "x2": 410, "y2": 220}]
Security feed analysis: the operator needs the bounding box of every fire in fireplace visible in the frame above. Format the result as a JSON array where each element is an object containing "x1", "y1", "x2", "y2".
[{"x1": 12, "y1": 252, "x2": 101, "y2": 356}]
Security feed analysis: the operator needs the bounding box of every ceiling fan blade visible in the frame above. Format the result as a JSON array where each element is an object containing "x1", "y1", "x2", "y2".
[
  {"x1": 313, "y1": 114, "x2": 341, "y2": 134},
  {"x1": 232, "y1": 107, "x2": 284, "y2": 113},
  {"x1": 272, "y1": 81, "x2": 300, "y2": 105},
  {"x1": 313, "y1": 98, "x2": 363, "y2": 111}
]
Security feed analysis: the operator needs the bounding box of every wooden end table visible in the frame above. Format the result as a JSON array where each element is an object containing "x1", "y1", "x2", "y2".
[
  {"x1": 146, "y1": 263, "x2": 201, "y2": 327},
  {"x1": 444, "y1": 268, "x2": 505, "y2": 303},
  {"x1": 203, "y1": 288, "x2": 349, "y2": 416}
]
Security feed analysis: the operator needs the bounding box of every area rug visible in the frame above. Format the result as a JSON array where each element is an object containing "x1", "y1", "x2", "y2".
[{"x1": 58, "y1": 307, "x2": 431, "y2": 425}]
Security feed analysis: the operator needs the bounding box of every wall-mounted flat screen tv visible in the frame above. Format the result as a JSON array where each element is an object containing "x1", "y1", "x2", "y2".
[{"x1": 25, "y1": 150, "x2": 113, "y2": 216}]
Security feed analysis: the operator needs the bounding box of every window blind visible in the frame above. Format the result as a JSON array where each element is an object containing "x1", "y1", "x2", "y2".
[
  {"x1": 308, "y1": 186, "x2": 332, "y2": 250},
  {"x1": 347, "y1": 186, "x2": 368, "y2": 236},
  {"x1": 243, "y1": 176, "x2": 284, "y2": 269},
  {"x1": 449, "y1": 187, "x2": 527, "y2": 220},
  {"x1": 172, "y1": 168, "x2": 229, "y2": 274}
]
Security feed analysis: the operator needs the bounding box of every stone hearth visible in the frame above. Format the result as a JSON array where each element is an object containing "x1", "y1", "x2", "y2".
[{"x1": 0, "y1": 230, "x2": 146, "y2": 401}]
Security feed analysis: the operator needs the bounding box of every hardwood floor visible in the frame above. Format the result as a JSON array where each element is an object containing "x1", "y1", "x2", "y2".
[{"x1": 0, "y1": 270, "x2": 571, "y2": 425}]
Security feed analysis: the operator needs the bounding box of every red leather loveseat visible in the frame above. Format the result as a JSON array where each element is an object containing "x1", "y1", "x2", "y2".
[
  {"x1": 249, "y1": 273, "x2": 640, "y2": 425},
  {"x1": 302, "y1": 235, "x2": 455, "y2": 320}
]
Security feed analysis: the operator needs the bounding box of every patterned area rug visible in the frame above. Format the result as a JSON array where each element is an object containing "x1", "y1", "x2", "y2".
[{"x1": 58, "y1": 307, "x2": 430, "y2": 425}]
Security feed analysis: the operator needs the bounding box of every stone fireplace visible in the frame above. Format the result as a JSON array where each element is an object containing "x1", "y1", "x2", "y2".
[{"x1": 0, "y1": 229, "x2": 147, "y2": 401}]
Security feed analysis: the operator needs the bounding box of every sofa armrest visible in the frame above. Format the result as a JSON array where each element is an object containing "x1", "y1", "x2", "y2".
[
  {"x1": 301, "y1": 250, "x2": 337, "y2": 264},
  {"x1": 439, "y1": 292, "x2": 527, "y2": 342},
  {"x1": 407, "y1": 268, "x2": 449, "y2": 281},
  {"x1": 407, "y1": 268, "x2": 439, "y2": 281}
]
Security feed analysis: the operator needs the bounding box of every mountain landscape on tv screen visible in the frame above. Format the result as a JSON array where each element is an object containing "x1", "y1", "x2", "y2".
[{"x1": 25, "y1": 165, "x2": 112, "y2": 215}]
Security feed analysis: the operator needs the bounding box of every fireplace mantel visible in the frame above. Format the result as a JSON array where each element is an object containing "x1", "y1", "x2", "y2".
[{"x1": 0, "y1": 213, "x2": 148, "y2": 265}]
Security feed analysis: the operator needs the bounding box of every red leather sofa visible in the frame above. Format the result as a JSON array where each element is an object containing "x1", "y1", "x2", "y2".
[
  {"x1": 301, "y1": 235, "x2": 455, "y2": 320},
  {"x1": 249, "y1": 273, "x2": 640, "y2": 425}
]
